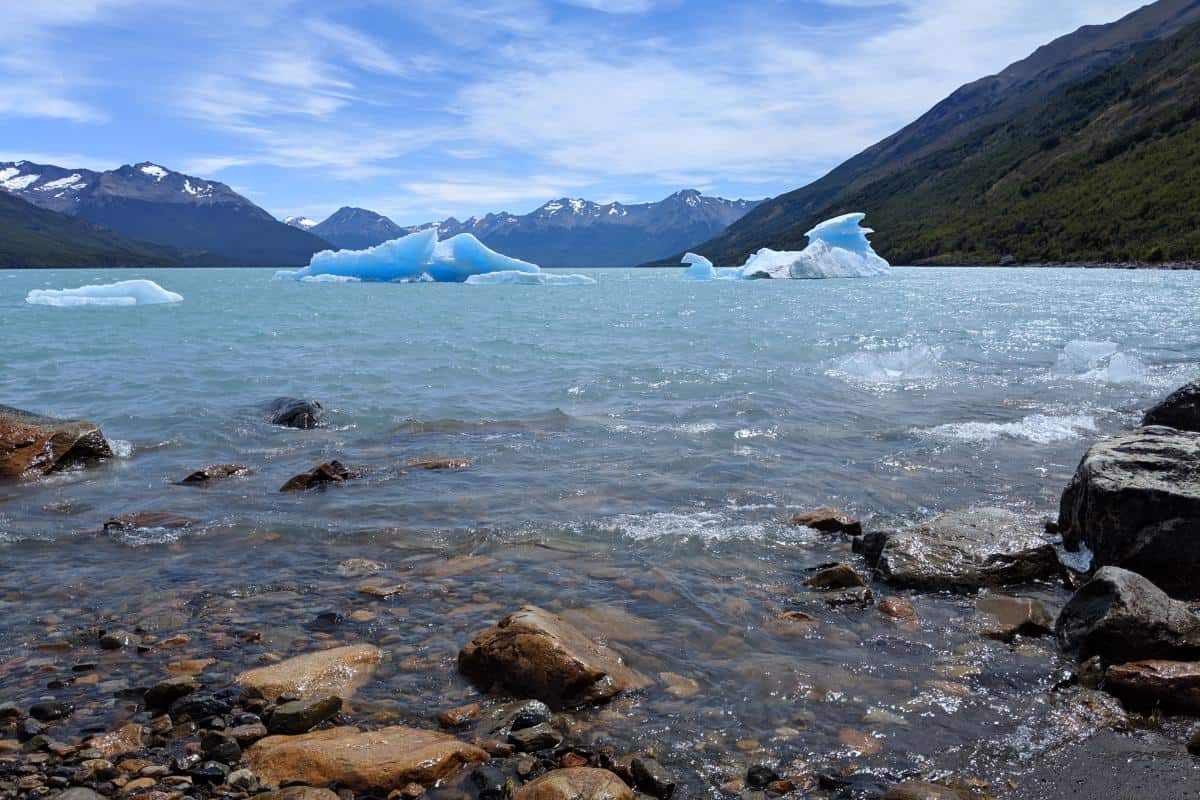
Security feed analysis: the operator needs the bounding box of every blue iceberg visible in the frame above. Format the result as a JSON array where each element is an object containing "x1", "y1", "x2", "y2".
[
  {"x1": 26, "y1": 279, "x2": 183, "y2": 307},
  {"x1": 276, "y1": 229, "x2": 559, "y2": 284},
  {"x1": 684, "y1": 213, "x2": 889, "y2": 280}
]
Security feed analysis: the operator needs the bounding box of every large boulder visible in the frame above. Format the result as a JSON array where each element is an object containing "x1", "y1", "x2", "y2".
[
  {"x1": 1104, "y1": 660, "x2": 1200, "y2": 715},
  {"x1": 1055, "y1": 567, "x2": 1200, "y2": 664},
  {"x1": 856, "y1": 508, "x2": 1059, "y2": 591},
  {"x1": 0, "y1": 405, "x2": 112, "y2": 479},
  {"x1": 268, "y1": 397, "x2": 322, "y2": 429},
  {"x1": 238, "y1": 644, "x2": 381, "y2": 699},
  {"x1": 458, "y1": 606, "x2": 651, "y2": 710},
  {"x1": 512, "y1": 768, "x2": 634, "y2": 800},
  {"x1": 1057, "y1": 426, "x2": 1200, "y2": 597},
  {"x1": 246, "y1": 726, "x2": 487, "y2": 791},
  {"x1": 1142, "y1": 380, "x2": 1200, "y2": 431}
]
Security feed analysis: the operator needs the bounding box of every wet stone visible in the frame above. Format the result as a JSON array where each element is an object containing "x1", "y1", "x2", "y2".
[
  {"x1": 883, "y1": 781, "x2": 974, "y2": 800},
  {"x1": 279, "y1": 460, "x2": 357, "y2": 492},
  {"x1": 200, "y1": 731, "x2": 242, "y2": 764},
  {"x1": 28, "y1": 703, "x2": 73, "y2": 722},
  {"x1": 143, "y1": 677, "x2": 198, "y2": 708},
  {"x1": 509, "y1": 723, "x2": 563, "y2": 752},
  {"x1": 268, "y1": 397, "x2": 323, "y2": 429},
  {"x1": 179, "y1": 463, "x2": 253, "y2": 484},
  {"x1": 267, "y1": 696, "x2": 342, "y2": 735},
  {"x1": 878, "y1": 597, "x2": 918, "y2": 622},
  {"x1": 102, "y1": 513, "x2": 195, "y2": 534},
  {"x1": 189, "y1": 760, "x2": 230, "y2": 785},
  {"x1": 437, "y1": 703, "x2": 481, "y2": 729},
  {"x1": 630, "y1": 756, "x2": 675, "y2": 799},
  {"x1": 470, "y1": 765, "x2": 509, "y2": 800},
  {"x1": 746, "y1": 765, "x2": 780, "y2": 791},
  {"x1": 512, "y1": 768, "x2": 634, "y2": 800},
  {"x1": 976, "y1": 595, "x2": 1053, "y2": 642},
  {"x1": 407, "y1": 458, "x2": 473, "y2": 470},
  {"x1": 805, "y1": 563, "x2": 867, "y2": 590},
  {"x1": 789, "y1": 507, "x2": 862, "y2": 536}
]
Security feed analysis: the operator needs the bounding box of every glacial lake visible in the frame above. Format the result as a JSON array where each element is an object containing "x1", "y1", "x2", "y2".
[{"x1": 2, "y1": 266, "x2": 1199, "y2": 797}]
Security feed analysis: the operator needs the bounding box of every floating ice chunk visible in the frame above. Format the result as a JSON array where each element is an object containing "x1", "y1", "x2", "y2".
[
  {"x1": 683, "y1": 212, "x2": 890, "y2": 281},
  {"x1": 280, "y1": 230, "x2": 543, "y2": 284},
  {"x1": 465, "y1": 270, "x2": 596, "y2": 285},
  {"x1": 300, "y1": 274, "x2": 361, "y2": 283},
  {"x1": 1054, "y1": 340, "x2": 1148, "y2": 384},
  {"x1": 829, "y1": 344, "x2": 943, "y2": 386},
  {"x1": 26, "y1": 279, "x2": 183, "y2": 307}
]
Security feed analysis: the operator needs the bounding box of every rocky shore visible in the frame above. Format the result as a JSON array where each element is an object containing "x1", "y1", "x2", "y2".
[{"x1": 3, "y1": 381, "x2": 1200, "y2": 799}]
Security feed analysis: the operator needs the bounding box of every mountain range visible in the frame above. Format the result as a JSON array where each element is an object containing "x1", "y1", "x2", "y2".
[
  {"x1": 286, "y1": 191, "x2": 764, "y2": 267},
  {"x1": 683, "y1": 0, "x2": 1200, "y2": 266},
  {"x1": 0, "y1": 161, "x2": 329, "y2": 266}
]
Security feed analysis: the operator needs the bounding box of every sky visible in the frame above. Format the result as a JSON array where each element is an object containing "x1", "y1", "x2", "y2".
[{"x1": 1, "y1": 0, "x2": 1154, "y2": 225}]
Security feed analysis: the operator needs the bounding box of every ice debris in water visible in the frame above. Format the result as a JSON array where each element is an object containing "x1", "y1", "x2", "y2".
[
  {"x1": 26, "y1": 279, "x2": 183, "y2": 307},
  {"x1": 683, "y1": 213, "x2": 890, "y2": 281},
  {"x1": 1054, "y1": 339, "x2": 1148, "y2": 385},
  {"x1": 830, "y1": 344, "x2": 942, "y2": 386},
  {"x1": 465, "y1": 270, "x2": 596, "y2": 286},
  {"x1": 275, "y1": 229, "x2": 580, "y2": 284},
  {"x1": 919, "y1": 413, "x2": 1098, "y2": 445}
]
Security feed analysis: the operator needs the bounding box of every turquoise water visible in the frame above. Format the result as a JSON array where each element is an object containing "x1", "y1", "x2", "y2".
[{"x1": 2, "y1": 266, "x2": 1199, "y2": 796}]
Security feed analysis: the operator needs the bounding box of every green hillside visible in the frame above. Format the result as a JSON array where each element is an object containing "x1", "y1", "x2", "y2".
[{"x1": 690, "y1": 16, "x2": 1200, "y2": 266}]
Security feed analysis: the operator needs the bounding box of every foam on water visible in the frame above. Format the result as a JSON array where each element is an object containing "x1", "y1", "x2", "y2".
[
  {"x1": 918, "y1": 413, "x2": 1099, "y2": 444},
  {"x1": 25, "y1": 280, "x2": 183, "y2": 307},
  {"x1": 829, "y1": 344, "x2": 944, "y2": 386},
  {"x1": 606, "y1": 510, "x2": 798, "y2": 542}
]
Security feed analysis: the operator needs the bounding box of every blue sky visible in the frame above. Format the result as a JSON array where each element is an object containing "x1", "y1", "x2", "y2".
[{"x1": 2, "y1": 0, "x2": 1150, "y2": 225}]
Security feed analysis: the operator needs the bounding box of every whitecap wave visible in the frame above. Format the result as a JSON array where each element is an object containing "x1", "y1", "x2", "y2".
[
  {"x1": 918, "y1": 414, "x2": 1098, "y2": 445},
  {"x1": 607, "y1": 510, "x2": 795, "y2": 542}
]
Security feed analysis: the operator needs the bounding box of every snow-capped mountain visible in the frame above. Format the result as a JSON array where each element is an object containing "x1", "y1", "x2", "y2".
[
  {"x1": 0, "y1": 160, "x2": 330, "y2": 266},
  {"x1": 289, "y1": 190, "x2": 764, "y2": 267}
]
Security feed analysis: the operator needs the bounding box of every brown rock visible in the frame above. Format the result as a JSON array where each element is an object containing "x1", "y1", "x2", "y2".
[
  {"x1": 659, "y1": 672, "x2": 701, "y2": 698},
  {"x1": 884, "y1": 781, "x2": 975, "y2": 800},
  {"x1": 878, "y1": 597, "x2": 918, "y2": 622},
  {"x1": 805, "y1": 563, "x2": 867, "y2": 590},
  {"x1": 789, "y1": 507, "x2": 862, "y2": 536},
  {"x1": 247, "y1": 726, "x2": 487, "y2": 791},
  {"x1": 768, "y1": 610, "x2": 821, "y2": 636},
  {"x1": 279, "y1": 460, "x2": 358, "y2": 492},
  {"x1": 459, "y1": 606, "x2": 651, "y2": 710},
  {"x1": 976, "y1": 595, "x2": 1053, "y2": 642},
  {"x1": 87, "y1": 723, "x2": 145, "y2": 758},
  {"x1": 103, "y1": 512, "x2": 195, "y2": 533},
  {"x1": 165, "y1": 658, "x2": 215, "y2": 675},
  {"x1": 237, "y1": 644, "x2": 382, "y2": 699},
  {"x1": 436, "y1": 703, "x2": 480, "y2": 728},
  {"x1": 407, "y1": 458, "x2": 472, "y2": 470},
  {"x1": 179, "y1": 464, "x2": 253, "y2": 484},
  {"x1": 0, "y1": 405, "x2": 112, "y2": 479},
  {"x1": 512, "y1": 767, "x2": 634, "y2": 800},
  {"x1": 838, "y1": 727, "x2": 882, "y2": 755},
  {"x1": 1104, "y1": 660, "x2": 1200, "y2": 714},
  {"x1": 256, "y1": 788, "x2": 341, "y2": 800}
]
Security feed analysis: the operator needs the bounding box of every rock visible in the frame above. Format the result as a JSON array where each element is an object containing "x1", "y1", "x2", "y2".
[
  {"x1": 1055, "y1": 567, "x2": 1200, "y2": 664},
  {"x1": 883, "y1": 781, "x2": 973, "y2": 800},
  {"x1": 200, "y1": 731, "x2": 242, "y2": 764},
  {"x1": 630, "y1": 757, "x2": 675, "y2": 799},
  {"x1": 279, "y1": 460, "x2": 357, "y2": 492},
  {"x1": 1189, "y1": 727, "x2": 1200, "y2": 756},
  {"x1": 87, "y1": 724, "x2": 144, "y2": 758},
  {"x1": 1143, "y1": 380, "x2": 1200, "y2": 432},
  {"x1": 103, "y1": 513, "x2": 195, "y2": 534},
  {"x1": 1104, "y1": 660, "x2": 1200, "y2": 715},
  {"x1": 976, "y1": 595, "x2": 1054, "y2": 642},
  {"x1": 471, "y1": 765, "x2": 509, "y2": 800},
  {"x1": 804, "y1": 563, "x2": 866, "y2": 590},
  {"x1": 335, "y1": 559, "x2": 386, "y2": 577},
  {"x1": 170, "y1": 687, "x2": 242, "y2": 720},
  {"x1": 246, "y1": 726, "x2": 487, "y2": 791},
  {"x1": 0, "y1": 405, "x2": 112, "y2": 480},
  {"x1": 227, "y1": 722, "x2": 269, "y2": 746},
  {"x1": 179, "y1": 464, "x2": 252, "y2": 484},
  {"x1": 459, "y1": 606, "x2": 651, "y2": 710},
  {"x1": 17, "y1": 718, "x2": 46, "y2": 741},
  {"x1": 227, "y1": 768, "x2": 257, "y2": 791},
  {"x1": 512, "y1": 768, "x2": 634, "y2": 800},
  {"x1": 658, "y1": 673, "x2": 700, "y2": 698},
  {"x1": 857, "y1": 508, "x2": 1060, "y2": 591},
  {"x1": 238, "y1": 644, "x2": 381, "y2": 699},
  {"x1": 256, "y1": 789, "x2": 341, "y2": 800},
  {"x1": 789, "y1": 507, "x2": 862, "y2": 536},
  {"x1": 144, "y1": 676, "x2": 198, "y2": 708},
  {"x1": 509, "y1": 722, "x2": 562, "y2": 752},
  {"x1": 267, "y1": 696, "x2": 342, "y2": 734},
  {"x1": 28, "y1": 702, "x2": 73, "y2": 722},
  {"x1": 476, "y1": 700, "x2": 553, "y2": 742},
  {"x1": 268, "y1": 397, "x2": 322, "y2": 429},
  {"x1": 437, "y1": 703, "x2": 480, "y2": 728},
  {"x1": 745, "y1": 765, "x2": 780, "y2": 791},
  {"x1": 189, "y1": 761, "x2": 230, "y2": 785},
  {"x1": 878, "y1": 597, "x2": 918, "y2": 622},
  {"x1": 1057, "y1": 427, "x2": 1200, "y2": 597},
  {"x1": 99, "y1": 630, "x2": 139, "y2": 650},
  {"x1": 407, "y1": 458, "x2": 473, "y2": 470},
  {"x1": 55, "y1": 790, "x2": 102, "y2": 800}
]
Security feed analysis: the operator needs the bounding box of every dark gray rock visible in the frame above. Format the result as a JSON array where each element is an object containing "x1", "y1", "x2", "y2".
[
  {"x1": 477, "y1": 699, "x2": 553, "y2": 742},
  {"x1": 268, "y1": 398, "x2": 322, "y2": 429},
  {"x1": 507, "y1": 722, "x2": 562, "y2": 752},
  {"x1": 266, "y1": 695, "x2": 342, "y2": 735},
  {"x1": 279, "y1": 460, "x2": 357, "y2": 492},
  {"x1": 144, "y1": 676, "x2": 198, "y2": 708},
  {"x1": 200, "y1": 730, "x2": 242, "y2": 764},
  {"x1": 470, "y1": 765, "x2": 509, "y2": 800},
  {"x1": 54, "y1": 789, "x2": 102, "y2": 800},
  {"x1": 746, "y1": 765, "x2": 780, "y2": 791},
  {"x1": 103, "y1": 513, "x2": 195, "y2": 534},
  {"x1": 631, "y1": 756, "x2": 676, "y2": 799},
  {"x1": 180, "y1": 463, "x2": 253, "y2": 485},
  {"x1": 1058, "y1": 426, "x2": 1200, "y2": 597},
  {"x1": 1055, "y1": 567, "x2": 1200, "y2": 664},
  {"x1": 28, "y1": 702, "x2": 73, "y2": 722},
  {"x1": 1143, "y1": 380, "x2": 1200, "y2": 431},
  {"x1": 857, "y1": 508, "x2": 1059, "y2": 591}
]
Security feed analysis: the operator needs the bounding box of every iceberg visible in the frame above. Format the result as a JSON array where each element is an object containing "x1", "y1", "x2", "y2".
[
  {"x1": 683, "y1": 212, "x2": 889, "y2": 280},
  {"x1": 465, "y1": 270, "x2": 597, "y2": 285},
  {"x1": 278, "y1": 229, "x2": 557, "y2": 284},
  {"x1": 26, "y1": 279, "x2": 183, "y2": 307}
]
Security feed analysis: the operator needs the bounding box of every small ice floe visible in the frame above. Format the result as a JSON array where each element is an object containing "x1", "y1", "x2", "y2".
[
  {"x1": 25, "y1": 279, "x2": 183, "y2": 307},
  {"x1": 464, "y1": 270, "x2": 596, "y2": 285},
  {"x1": 1054, "y1": 340, "x2": 1148, "y2": 385}
]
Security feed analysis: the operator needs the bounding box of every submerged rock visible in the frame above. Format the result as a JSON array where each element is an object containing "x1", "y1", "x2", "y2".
[
  {"x1": 459, "y1": 606, "x2": 651, "y2": 710},
  {"x1": 268, "y1": 397, "x2": 323, "y2": 429},
  {"x1": 237, "y1": 644, "x2": 382, "y2": 699},
  {"x1": 247, "y1": 726, "x2": 487, "y2": 791},
  {"x1": 279, "y1": 460, "x2": 358, "y2": 492},
  {"x1": 883, "y1": 781, "x2": 975, "y2": 800},
  {"x1": 179, "y1": 463, "x2": 253, "y2": 484},
  {"x1": 1055, "y1": 567, "x2": 1200, "y2": 664},
  {"x1": 789, "y1": 507, "x2": 862, "y2": 536},
  {"x1": 976, "y1": 595, "x2": 1054, "y2": 642},
  {"x1": 103, "y1": 512, "x2": 196, "y2": 533},
  {"x1": 407, "y1": 457, "x2": 473, "y2": 470},
  {"x1": 1104, "y1": 660, "x2": 1200, "y2": 715},
  {"x1": 857, "y1": 508, "x2": 1059, "y2": 591},
  {"x1": 1142, "y1": 380, "x2": 1200, "y2": 431},
  {"x1": 267, "y1": 695, "x2": 342, "y2": 734},
  {"x1": 805, "y1": 563, "x2": 867, "y2": 590},
  {"x1": 0, "y1": 404, "x2": 112, "y2": 480},
  {"x1": 1057, "y1": 426, "x2": 1200, "y2": 597},
  {"x1": 512, "y1": 767, "x2": 634, "y2": 800}
]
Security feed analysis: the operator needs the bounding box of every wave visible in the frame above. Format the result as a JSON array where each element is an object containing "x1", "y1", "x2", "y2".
[
  {"x1": 1054, "y1": 340, "x2": 1148, "y2": 385},
  {"x1": 828, "y1": 344, "x2": 943, "y2": 387},
  {"x1": 396, "y1": 409, "x2": 574, "y2": 435},
  {"x1": 917, "y1": 413, "x2": 1098, "y2": 445}
]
